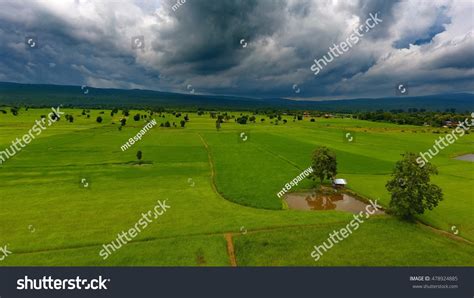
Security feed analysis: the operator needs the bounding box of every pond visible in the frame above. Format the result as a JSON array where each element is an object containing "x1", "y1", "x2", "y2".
[
  {"x1": 284, "y1": 191, "x2": 384, "y2": 214},
  {"x1": 454, "y1": 154, "x2": 474, "y2": 162}
]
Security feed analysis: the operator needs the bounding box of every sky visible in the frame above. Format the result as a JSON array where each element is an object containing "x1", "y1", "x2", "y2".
[{"x1": 0, "y1": 0, "x2": 473, "y2": 100}]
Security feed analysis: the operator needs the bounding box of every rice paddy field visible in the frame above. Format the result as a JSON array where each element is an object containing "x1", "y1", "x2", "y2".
[{"x1": 0, "y1": 108, "x2": 473, "y2": 266}]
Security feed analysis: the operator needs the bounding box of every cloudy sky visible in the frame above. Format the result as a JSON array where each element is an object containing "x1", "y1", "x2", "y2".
[{"x1": 0, "y1": 0, "x2": 473, "y2": 100}]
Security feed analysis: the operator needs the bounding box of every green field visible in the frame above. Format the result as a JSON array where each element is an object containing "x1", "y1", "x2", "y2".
[{"x1": 0, "y1": 108, "x2": 473, "y2": 266}]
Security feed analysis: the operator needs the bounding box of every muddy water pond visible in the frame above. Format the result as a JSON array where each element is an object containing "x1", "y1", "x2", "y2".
[{"x1": 284, "y1": 192, "x2": 384, "y2": 214}]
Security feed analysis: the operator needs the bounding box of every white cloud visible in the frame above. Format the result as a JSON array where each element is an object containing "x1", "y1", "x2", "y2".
[{"x1": 0, "y1": 0, "x2": 471, "y2": 98}]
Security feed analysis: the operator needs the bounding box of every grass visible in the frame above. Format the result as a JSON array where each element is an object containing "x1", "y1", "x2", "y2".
[
  {"x1": 0, "y1": 108, "x2": 473, "y2": 266},
  {"x1": 234, "y1": 218, "x2": 474, "y2": 266}
]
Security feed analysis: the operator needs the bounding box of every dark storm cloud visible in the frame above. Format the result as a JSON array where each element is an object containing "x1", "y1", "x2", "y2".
[
  {"x1": 0, "y1": 0, "x2": 472, "y2": 99},
  {"x1": 156, "y1": 0, "x2": 286, "y2": 73},
  {"x1": 354, "y1": 0, "x2": 400, "y2": 39}
]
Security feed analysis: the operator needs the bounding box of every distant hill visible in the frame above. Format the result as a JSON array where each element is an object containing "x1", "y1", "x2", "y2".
[{"x1": 0, "y1": 82, "x2": 472, "y2": 112}]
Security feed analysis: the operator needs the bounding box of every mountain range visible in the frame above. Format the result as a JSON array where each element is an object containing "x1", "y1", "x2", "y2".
[{"x1": 0, "y1": 82, "x2": 472, "y2": 112}]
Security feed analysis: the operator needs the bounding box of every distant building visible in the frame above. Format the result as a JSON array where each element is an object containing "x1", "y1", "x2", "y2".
[
  {"x1": 444, "y1": 120, "x2": 459, "y2": 128},
  {"x1": 332, "y1": 178, "x2": 347, "y2": 188}
]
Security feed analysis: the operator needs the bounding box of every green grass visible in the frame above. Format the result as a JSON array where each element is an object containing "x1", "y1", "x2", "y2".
[
  {"x1": 2, "y1": 235, "x2": 230, "y2": 266},
  {"x1": 0, "y1": 108, "x2": 472, "y2": 266},
  {"x1": 234, "y1": 218, "x2": 474, "y2": 266}
]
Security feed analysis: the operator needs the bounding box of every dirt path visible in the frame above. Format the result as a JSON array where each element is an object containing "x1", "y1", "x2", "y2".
[
  {"x1": 9, "y1": 133, "x2": 472, "y2": 263},
  {"x1": 195, "y1": 132, "x2": 473, "y2": 255},
  {"x1": 225, "y1": 233, "x2": 237, "y2": 267},
  {"x1": 197, "y1": 133, "x2": 221, "y2": 196}
]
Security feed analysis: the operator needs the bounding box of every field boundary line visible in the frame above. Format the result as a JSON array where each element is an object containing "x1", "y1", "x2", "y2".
[
  {"x1": 7, "y1": 218, "x2": 473, "y2": 258},
  {"x1": 251, "y1": 142, "x2": 303, "y2": 171},
  {"x1": 225, "y1": 233, "x2": 237, "y2": 267},
  {"x1": 416, "y1": 222, "x2": 473, "y2": 245},
  {"x1": 9, "y1": 132, "x2": 470, "y2": 260},
  {"x1": 196, "y1": 132, "x2": 271, "y2": 211},
  {"x1": 196, "y1": 133, "x2": 221, "y2": 196},
  {"x1": 8, "y1": 220, "x2": 357, "y2": 256},
  {"x1": 196, "y1": 132, "x2": 474, "y2": 245}
]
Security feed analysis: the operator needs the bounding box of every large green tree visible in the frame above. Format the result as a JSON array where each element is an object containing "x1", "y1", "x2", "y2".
[
  {"x1": 311, "y1": 146, "x2": 337, "y2": 184},
  {"x1": 386, "y1": 152, "x2": 443, "y2": 219}
]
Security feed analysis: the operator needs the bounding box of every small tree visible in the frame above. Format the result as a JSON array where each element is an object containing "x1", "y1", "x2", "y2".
[
  {"x1": 236, "y1": 116, "x2": 248, "y2": 124},
  {"x1": 386, "y1": 152, "x2": 443, "y2": 219},
  {"x1": 180, "y1": 120, "x2": 186, "y2": 128},
  {"x1": 133, "y1": 114, "x2": 140, "y2": 121},
  {"x1": 96, "y1": 116, "x2": 103, "y2": 123},
  {"x1": 51, "y1": 112, "x2": 60, "y2": 121},
  {"x1": 11, "y1": 107, "x2": 19, "y2": 116},
  {"x1": 311, "y1": 146, "x2": 337, "y2": 185},
  {"x1": 136, "y1": 150, "x2": 142, "y2": 163}
]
